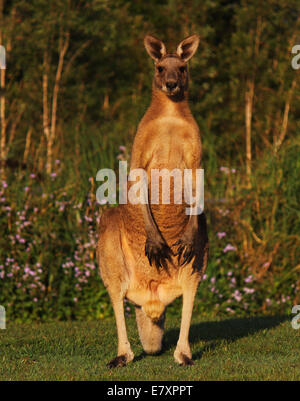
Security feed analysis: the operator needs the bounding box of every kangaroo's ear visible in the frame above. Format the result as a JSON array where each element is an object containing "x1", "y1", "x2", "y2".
[
  {"x1": 144, "y1": 35, "x2": 167, "y2": 62},
  {"x1": 176, "y1": 35, "x2": 200, "y2": 62}
]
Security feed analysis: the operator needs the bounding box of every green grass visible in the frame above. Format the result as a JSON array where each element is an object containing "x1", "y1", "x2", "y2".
[{"x1": 0, "y1": 312, "x2": 299, "y2": 381}]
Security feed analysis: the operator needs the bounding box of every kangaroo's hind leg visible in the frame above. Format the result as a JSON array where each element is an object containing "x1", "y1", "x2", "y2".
[
  {"x1": 173, "y1": 277, "x2": 199, "y2": 365},
  {"x1": 174, "y1": 213, "x2": 209, "y2": 366},
  {"x1": 97, "y1": 207, "x2": 134, "y2": 368}
]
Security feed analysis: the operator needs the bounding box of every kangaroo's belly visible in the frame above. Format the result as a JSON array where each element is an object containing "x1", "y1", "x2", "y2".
[
  {"x1": 150, "y1": 203, "x2": 188, "y2": 244},
  {"x1": 147, "y1": 167, "x2": 189, "y2": 243}
]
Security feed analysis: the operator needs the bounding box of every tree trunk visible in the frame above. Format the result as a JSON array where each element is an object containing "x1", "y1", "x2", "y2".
[
  {"x1": 46, "y1": 31, "x2": 69, "y2": 175},
  {"x1": 274, "y1": 77, "x2": 297, "y2": 153},
  {"x1": 245, "y1": 79, "x2": 254, "y2": 183},
  {"x1": 244, "y1": 16, "x2": 262, "y2": 188},
  {"x1": 23, "y1": 126, "x2": 32, "y2": 164},
  {"x1": 43, "y1": 50, "x2": 50, "y2": 146}
]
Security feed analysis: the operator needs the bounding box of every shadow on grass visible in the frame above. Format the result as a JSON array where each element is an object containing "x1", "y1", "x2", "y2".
[{"x1": 163, "y1": 314, "x2": 289, "y2": 361}]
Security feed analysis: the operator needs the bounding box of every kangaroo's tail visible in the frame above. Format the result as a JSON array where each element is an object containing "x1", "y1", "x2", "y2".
[{"x1": 135, "y1": 302, "x2": 165, "y2": 355}]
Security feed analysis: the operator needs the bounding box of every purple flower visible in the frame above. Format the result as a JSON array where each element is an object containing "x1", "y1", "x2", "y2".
[
  {"x1": 217, "y1": 232, "x2": 226, "y2": 239},
  {"x1": 220, "y1": 167, "x2": 236, "y2": 174},
  {"x1": 220, "y1": 166, "x2": 230, "y2": 174},
  {"x1": 223, "y1": 244, "x2": 236, "y2": 253},
  {"x1": 262, "y1": 261, "x2": 270, "y2": 269},
  {"x1": 229, "y1": 277, "x2": 237, "y2": 288},
  {"x1": 243, "y1": 287, "x2": 255, "y2": 294},
  {"x1": 233, "y1": 290, "x2": 242, "y2": 302}
]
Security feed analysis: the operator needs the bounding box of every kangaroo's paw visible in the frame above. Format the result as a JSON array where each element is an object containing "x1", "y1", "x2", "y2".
[
  {"x1": 107, "y1": 351, "x2": 134, "y2": 369},
  {"x1": 173, "y1": 232, "x2": 196, "y2": 266},
  {"x1": 145, "y1": 236, "x2": 173, "y2": 269}
]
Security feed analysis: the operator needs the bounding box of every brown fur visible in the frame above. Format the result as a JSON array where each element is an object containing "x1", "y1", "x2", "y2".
[{"x1": 97, "y1": 35, "x2": 209, "y2": 367}]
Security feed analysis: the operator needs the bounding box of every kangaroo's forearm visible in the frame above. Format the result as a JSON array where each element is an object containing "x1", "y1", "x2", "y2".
[{"x1": 140, "y1": 203, "x2": 160, "y2": 239}]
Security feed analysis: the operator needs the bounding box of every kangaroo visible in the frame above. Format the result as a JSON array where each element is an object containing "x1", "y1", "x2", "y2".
[{"x1": 97, "y1": 35, "x2": 209, "y2": 368}]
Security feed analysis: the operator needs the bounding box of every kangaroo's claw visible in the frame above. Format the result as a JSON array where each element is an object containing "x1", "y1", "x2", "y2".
[
  {"x1": 173, "y1": 236, "x2": 196, "y2": 266},
  {"x1": 145, "y1": 237, "x2": 172, "y2": 269}
]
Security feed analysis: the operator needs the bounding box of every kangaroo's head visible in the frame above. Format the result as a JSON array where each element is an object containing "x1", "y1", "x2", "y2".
[{"x1": 144, "y1": 35, "x2": 199, "y2": 97}]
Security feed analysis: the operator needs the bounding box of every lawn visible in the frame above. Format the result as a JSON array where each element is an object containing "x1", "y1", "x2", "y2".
[{"x1": 0, "y1": 312, "x2": 299, "y2": 381}]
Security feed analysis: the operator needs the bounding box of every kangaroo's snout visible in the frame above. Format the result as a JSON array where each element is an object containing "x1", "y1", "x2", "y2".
[{"x1": 166, "y1": 81, "x2": 177, "y2": 90}]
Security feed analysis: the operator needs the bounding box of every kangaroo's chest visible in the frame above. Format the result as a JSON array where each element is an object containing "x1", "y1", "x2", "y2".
[
  {"x1": 145, "y1": 116, "x2": 199, "y2": 171},
  {"x1": 149, "y1": 137, "x2": 184, "y2": 170}
]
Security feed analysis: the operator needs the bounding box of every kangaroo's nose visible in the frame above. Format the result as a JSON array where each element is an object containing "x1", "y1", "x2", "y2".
[{"x1": 166, "y1": 81, "x2": 177, "y2": 90}]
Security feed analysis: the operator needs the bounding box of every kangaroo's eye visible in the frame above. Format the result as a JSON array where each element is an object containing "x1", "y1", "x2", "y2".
[
  {"x1": 179, "y1": 66, "x2": 186, "y2": 73},
  {"x1": 157, "y1": 66, "x2": 164, "y2": 73}
]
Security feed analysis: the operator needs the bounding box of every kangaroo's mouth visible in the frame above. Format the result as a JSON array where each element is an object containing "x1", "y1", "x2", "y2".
[{"x1": 162, "y1": 85, "x2": 180, "y2": 96}]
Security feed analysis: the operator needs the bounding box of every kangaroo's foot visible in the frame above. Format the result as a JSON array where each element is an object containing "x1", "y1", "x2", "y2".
[
  {"x1": 177, "y1": 353, "x2": 194, "y2": 366},
  {"x1": 107, "y1": 350, "x2": 134, "y2": 369},
  {"x1": 174, "y1": 343, "x2": 194, "y2": 366},
  {"x1": 145, "y1": 235, "x2": 173, "y2": 269}
]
